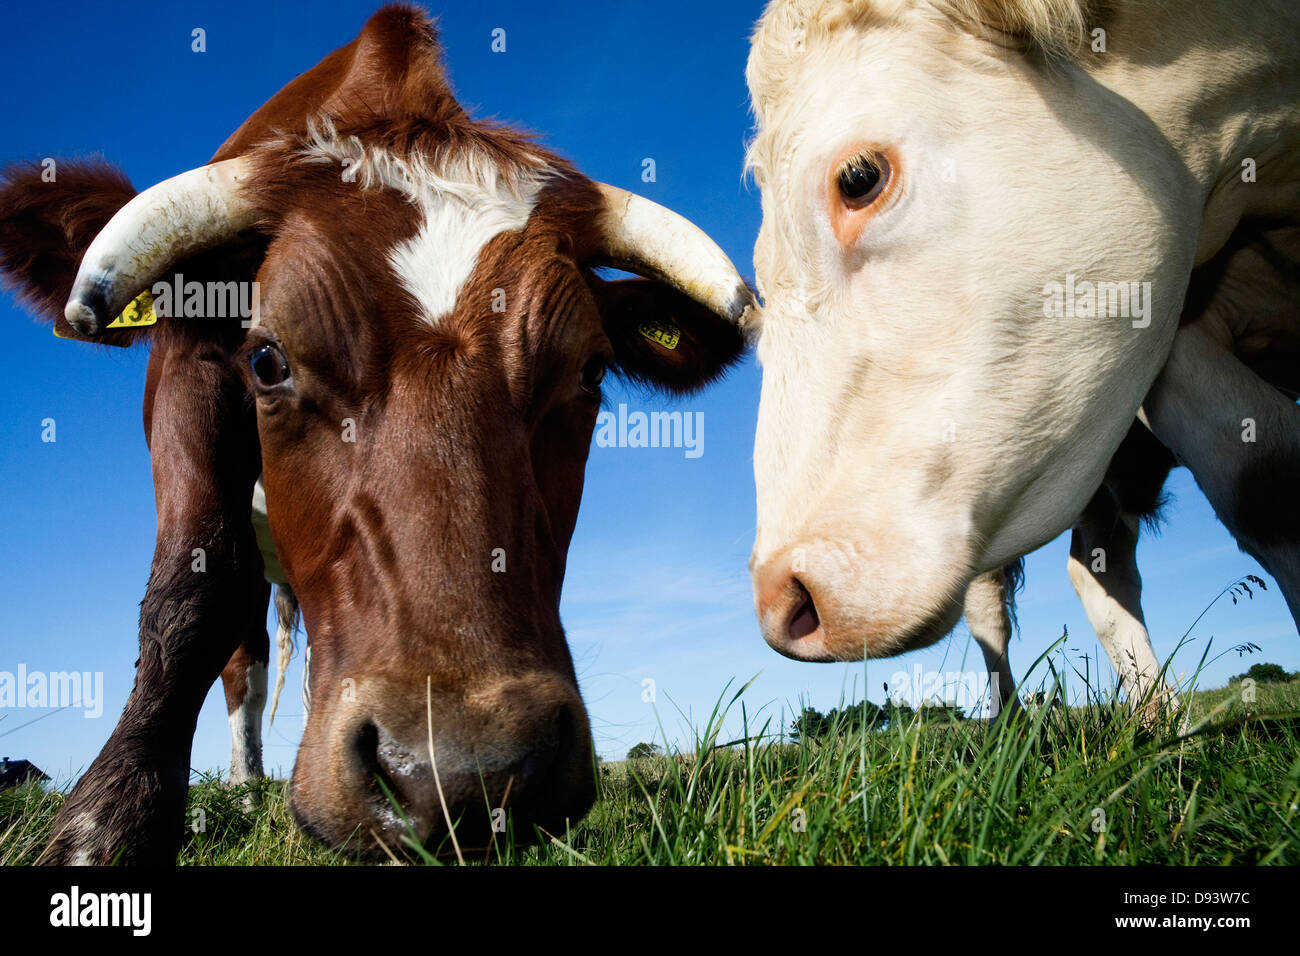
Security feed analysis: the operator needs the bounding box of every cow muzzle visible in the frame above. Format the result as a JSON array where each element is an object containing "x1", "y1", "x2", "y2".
[
  {"x1": 751, "y1": 535, "x2": 968, "y2": 662},
  {"x1": 290, "y1": 673, "x2": 594, "y2": 859}
]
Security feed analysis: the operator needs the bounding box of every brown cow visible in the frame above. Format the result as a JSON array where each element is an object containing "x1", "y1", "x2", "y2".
[{"x1": 0, "y1": 4, "x2": 754, "y2": 863}]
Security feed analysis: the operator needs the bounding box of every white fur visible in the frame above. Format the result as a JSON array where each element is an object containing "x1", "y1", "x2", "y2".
[
  {"x1": 227, "y1": 660, "x2": 267, "y2": 786},
  {"x1": 300, "y1": 121, "x2": 551, "y2": 327},
  {"x1": 251, "y1": 480, "x2": 302, "y2": 731},
  {"x1": 745, "y1": 0, "x2": 1300, "y2": 659},
  {"x1": 302, "y1": 643, "x2": 313, "y2": 721},
  {"x1": 1141, "y1": 323, "x2": 1300, "y2": 626},
  {"x1": 269, "y1": 583, "x2": 299, "y2": 727},
  {"x1": 67, "y1": 816, "x2": 98, "y2": 866},
  {"x1": 1067, "y1": 553, "x2": 1163, "y2": 704},
  {"x1": 962, "y1": 570, "x2": 1016, "y2": 720},
  {"x1": 250, "y1": 477, "x2": 287, "y2": 585}
]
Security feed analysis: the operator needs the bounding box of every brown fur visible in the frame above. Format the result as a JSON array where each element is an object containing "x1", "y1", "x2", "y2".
[
  {"x1": 2, "y1": 4, "x2": 743, "y2": 863},
  {"x1": 0, "y1": 160, "x2": 143, "y2": 346}
]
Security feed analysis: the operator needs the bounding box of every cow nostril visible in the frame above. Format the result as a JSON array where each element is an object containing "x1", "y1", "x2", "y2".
[
  {"x1": 552, "y1": 704, "x2": 577, "y2": 766},
  {"x1": 789, "y1": 580, "x2": 820, "y2": 640},
  {"x1": 352, "y1": 721, "x2": 393, "y2": 793},
  {"x1": 519, "y1": 705, "x2": 577, "y2": 781}
]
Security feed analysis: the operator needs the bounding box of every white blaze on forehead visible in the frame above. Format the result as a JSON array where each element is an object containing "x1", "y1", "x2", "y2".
[
  {"x1": 390, "y1": 183, "x2": 543, "y2": 326},
  {"x1": 300, "y1": 122, "x2": 551, "y2": 328}
]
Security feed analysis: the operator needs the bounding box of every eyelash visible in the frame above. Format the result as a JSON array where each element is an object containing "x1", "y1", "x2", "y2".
[
  {"x1": 835, "y1": 153, "x2": 889, "y2": 206},
  {"x1": 249, "y1": 341, "x2": 292, "y2": 389}
]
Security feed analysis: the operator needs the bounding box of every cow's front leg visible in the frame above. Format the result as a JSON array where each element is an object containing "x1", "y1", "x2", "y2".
[
  {"x1": 1142, "y1": 325, "x2": 1300, "y2": 629},
  {"x1": 963, "y1": 563, "x2": 1021, "y2": 721},
  {"x1": 38, "y1": 336, "x2": 263, "y2": 865},
  {"x1": 1066, "y1": 487, "x2": 1172, "y2": 723}
]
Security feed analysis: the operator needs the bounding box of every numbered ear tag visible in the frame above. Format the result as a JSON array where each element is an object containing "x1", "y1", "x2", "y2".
[
  {"x1": 107, "y1": 290, "x2": 158, "y2": 328},
  {"x1": 53, "y1": 290, "x2": 158, "y2": 338},
  {"x1": 637, "y1": 317, "x2": 680, "y2": 350}
]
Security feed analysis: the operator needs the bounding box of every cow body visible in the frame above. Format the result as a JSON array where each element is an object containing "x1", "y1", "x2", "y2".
[
  {"x1": 744, "y1": 0, "x2": 1299, "y2": 695},
  {"x1": 0, "y1": 5, "x2": 753, "y2": 863}
]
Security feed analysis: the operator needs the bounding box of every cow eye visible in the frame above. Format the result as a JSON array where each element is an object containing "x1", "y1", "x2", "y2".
[
  {"x1": 580, "y1": 356, "x2": 606, "y2": 395},
  {"x1": 836, "y1": 155, "x2": 886, "y2": 204},
  {"x1": 250, "y1": 343, "x2": 292, "y2": 387}
]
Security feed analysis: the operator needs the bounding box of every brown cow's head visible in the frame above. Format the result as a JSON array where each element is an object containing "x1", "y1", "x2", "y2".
[{"x1": 5, "y1": 5, "x2": 753, "y2": 857}]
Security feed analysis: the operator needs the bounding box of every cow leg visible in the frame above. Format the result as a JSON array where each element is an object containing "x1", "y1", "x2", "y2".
[
  {"x1": 38, "y1": 332, "x2": 264, "y2": 865},
  {"x1": 221, "y1": 633, "x2": 269, "y2": 792},
  {"x1": 1141, "y1": 326, "x2": 1300, "y2": 629},
  {"x1": 963, "y1": 564, "x2": 1021, "y2": 721},
  {"x1": 1067, "y1": 487, "x2": 1172, "y2": 719}
]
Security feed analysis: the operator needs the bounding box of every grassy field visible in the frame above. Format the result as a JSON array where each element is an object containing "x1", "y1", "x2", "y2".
[{"x1": 4, "y1": 671, "x2": 1298, "y2": 865}]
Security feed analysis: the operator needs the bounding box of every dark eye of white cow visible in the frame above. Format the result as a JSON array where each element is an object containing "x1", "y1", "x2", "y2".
[
  {"x1": 836, "y1": 155, "x2": 885, "y2": 204},
  {"x1": 580, "y1": 356, "x2": 606, "y2": 396},
  {"x1": 250, "y1": 343, "x2": 292, "y2": 388}
]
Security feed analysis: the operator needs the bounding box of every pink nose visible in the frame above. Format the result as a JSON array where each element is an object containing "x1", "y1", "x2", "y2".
[{"x1": 752, "y1": 552, "x2": 833, "y2": 661}]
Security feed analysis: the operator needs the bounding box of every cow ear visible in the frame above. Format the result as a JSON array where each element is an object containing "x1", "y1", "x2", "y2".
[
  {"x1": 0, "y1": 159, "x2": 147, "y2": 346},
  {"x1": 594, "y1": 277, "x2": 747, "y2": 395}
]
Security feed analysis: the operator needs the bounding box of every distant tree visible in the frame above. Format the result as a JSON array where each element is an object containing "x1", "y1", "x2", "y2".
[
  {"x1": 836, "y1": 700, "x2": 887, "y2": 732},
  {"x1": 626, "y1": 742, "x2": 662, "y2": 760},
  {"x1": 1231, "y1": 662, "x2": 1295, "y2": 685},
  {"x1": 916, "y1": 700, "x2": 966, "y2": 723},
  {"x1": 794, "y1": 702, "x2": 890, "y2": 740},
  {"x1": 791, "y1": 707, "x2": 828, "y2": 741},
  {"x1": 882, "y1": 698, "x2": 916, "y2": 727}
]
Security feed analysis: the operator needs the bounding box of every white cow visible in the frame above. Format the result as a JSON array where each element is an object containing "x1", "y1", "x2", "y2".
[{"x1": 743, "y1": 0, "x2": 1300, "y2": 710}]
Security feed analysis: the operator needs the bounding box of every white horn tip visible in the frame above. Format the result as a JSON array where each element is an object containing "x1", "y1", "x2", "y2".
[
  {"x1": 64, "y1": 297, "x2": 103, "y2": 336},
  {"x1": 730, "y1": 288, "x2": 761, "y2": 332}
]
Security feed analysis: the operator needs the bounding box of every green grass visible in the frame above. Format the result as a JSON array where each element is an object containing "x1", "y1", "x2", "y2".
[{"x1": 5, "y1": 674, "x2": 1298, "y2": 865}]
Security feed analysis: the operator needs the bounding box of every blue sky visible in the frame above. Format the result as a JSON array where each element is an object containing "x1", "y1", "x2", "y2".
[{"x1": 1, "y1": 0, "x2": 1295, "y2": 785}]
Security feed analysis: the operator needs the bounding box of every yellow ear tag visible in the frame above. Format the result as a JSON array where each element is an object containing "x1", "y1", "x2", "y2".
[
  {"x1": 637, "y1": 317, "x2": 680, "y2": 350},
  {"x1": 53, "y1": 290, "x2": 158, "y2": 339},
  {"x1": 107, "y1": 290, "x2": 158, "y2": 328}
]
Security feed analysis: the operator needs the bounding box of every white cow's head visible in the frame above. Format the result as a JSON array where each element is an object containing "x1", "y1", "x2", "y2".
[{"x1": 745, "y1": 0, "x2": 1201, "y2": 661}]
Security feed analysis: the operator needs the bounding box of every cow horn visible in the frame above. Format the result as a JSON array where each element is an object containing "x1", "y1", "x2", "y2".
[
  {"x1": 593, "y1": 183, "x2": 757, "y2": 330},
  {"x1": 64, "y1": 158, "x2": 257, "y2": 335}
]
